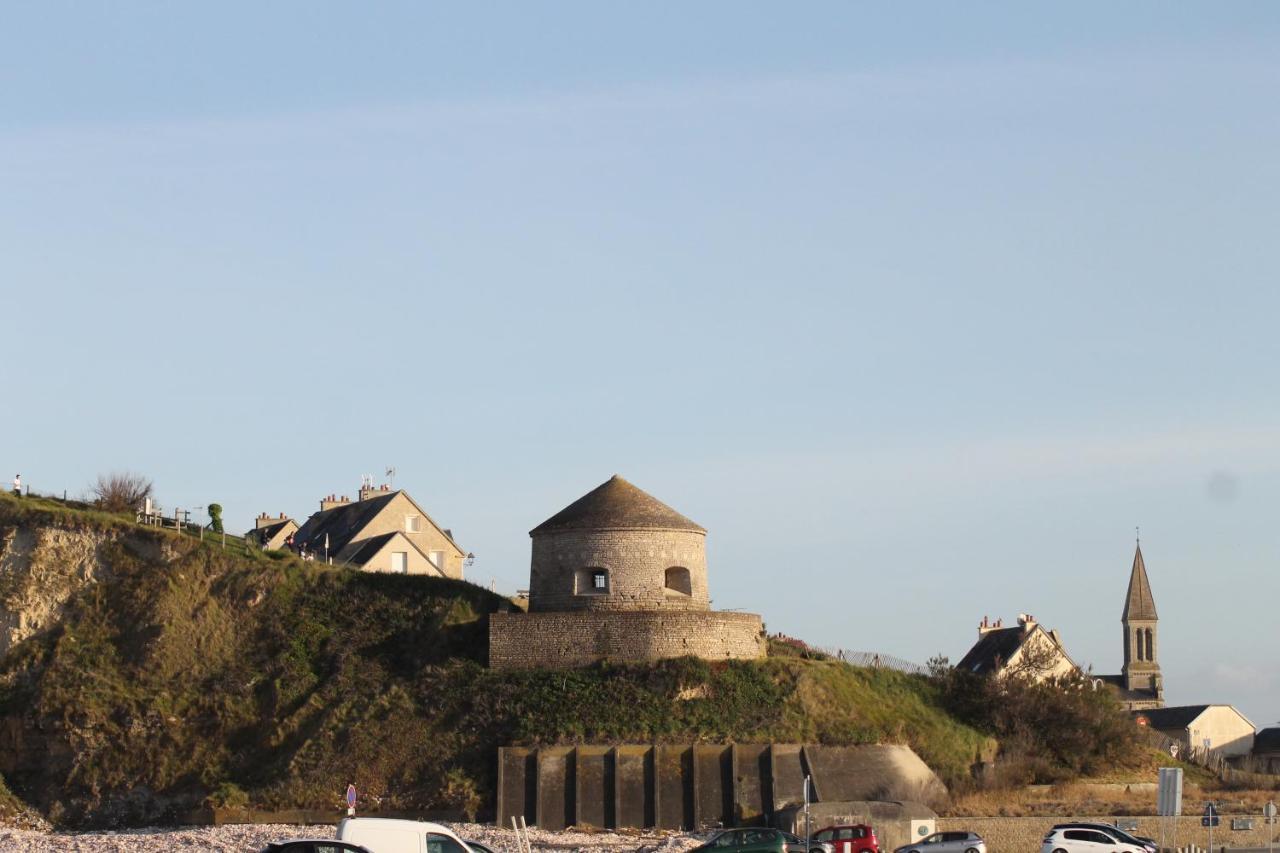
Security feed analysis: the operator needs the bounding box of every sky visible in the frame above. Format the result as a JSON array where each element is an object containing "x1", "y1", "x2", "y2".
[{"x1": 2, "y1": 3, "x2": 1278, "y2": 727}]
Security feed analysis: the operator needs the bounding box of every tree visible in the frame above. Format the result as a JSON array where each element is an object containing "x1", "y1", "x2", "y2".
[
  {"x1": 90, "y1": 472, "x2": 153, "y2": 514},
  {"x1": 207, "y1": 503, "x2": 224, "y2": 534}
]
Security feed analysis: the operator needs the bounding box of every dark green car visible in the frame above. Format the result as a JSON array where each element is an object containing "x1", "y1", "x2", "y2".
[{"x1": 693, "y1": 828, "x2": 834, "y2": 853}]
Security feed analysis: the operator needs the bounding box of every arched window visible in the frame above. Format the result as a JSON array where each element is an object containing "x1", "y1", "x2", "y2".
[
  {"x1": 664, "y1": 566, "x2": 692, "y2": 596},
  {"x1": 1134, "y1": 629, "x2": 1143, "y2": 661},
  {"x1": 1144, "y1": 628, "x2": 1154, "y2": 662},
  {"x1": 575, "y1": 567, "x2": 608, "y2": 595}
]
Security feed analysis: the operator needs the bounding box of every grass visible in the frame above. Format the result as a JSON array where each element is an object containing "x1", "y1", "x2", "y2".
[{"x1": 0, "y1": 496, "x2": 1113, "y2": 829}]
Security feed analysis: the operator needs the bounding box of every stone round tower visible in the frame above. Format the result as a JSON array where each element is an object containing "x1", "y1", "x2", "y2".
[
  {"x1": 488, "y1": 475, "x2": 765, "y2": 669},
  {"x1": 527, "y1": 475, "x2": 709, "y2": 612}
]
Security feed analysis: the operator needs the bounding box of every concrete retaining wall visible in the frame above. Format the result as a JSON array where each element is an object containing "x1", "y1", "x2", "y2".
[{"x1": 497, "y1": 744, "x2": 944, "y2": 832}]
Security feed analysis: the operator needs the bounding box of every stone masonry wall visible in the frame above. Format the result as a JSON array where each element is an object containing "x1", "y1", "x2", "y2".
[
  {"x1": 489, "y1": 610, "x2": 764, "y2": 669},
  {"x1": 528, "y1": 528, "x2": 708, "y2": 612}
]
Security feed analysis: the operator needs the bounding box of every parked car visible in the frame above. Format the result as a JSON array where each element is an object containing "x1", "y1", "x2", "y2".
[
  {"x1": 1041, "y1": 827, "x2": 1148, "y2": 853},
  {"x1": 462, "y1": 842, "x2": 499, "y2": 853},
  {"x1": 259, "y1": 842, "x2": 372, "y2": 853},
  {"x1": 893, "y1": 830, "x2": 985, "y2": 853},
  {"x1": 691, "y1": 827, "x2": 834, "y2": 853},
  {"x1": 336, "y1": 818, "x2": 475, "y2": 853},
  {"x1": 1050, "y1": 823, "x2": 1156, "y2": 853},
  {"x1": 811, "y1": 824, "x2": 879, "y2": 853}
]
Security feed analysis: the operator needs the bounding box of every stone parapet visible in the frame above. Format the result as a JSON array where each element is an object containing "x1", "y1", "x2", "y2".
[{"x1": 488, "y1": 609, "x2": 764, "y2": 669}]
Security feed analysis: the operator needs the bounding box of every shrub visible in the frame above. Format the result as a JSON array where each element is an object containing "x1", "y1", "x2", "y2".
[
  {"x1": 89, "y1": 473, "x2": 153, "y2": 514},
  {"x1": 207, "y1": 503, "x2": 224, "y2": 534}
]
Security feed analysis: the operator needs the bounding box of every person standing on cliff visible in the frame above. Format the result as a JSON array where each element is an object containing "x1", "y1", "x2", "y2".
[{"x1": 11, "y1": 474, "x2": 20, "y2": 497}]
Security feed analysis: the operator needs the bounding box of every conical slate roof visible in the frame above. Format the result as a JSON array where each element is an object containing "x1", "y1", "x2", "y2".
[
  {"x1": 1122, "y1": 543, "x2": 1158, "y2": 621},
  {"x1": 530, "y1": 475, "x2": 705, "y2": 535}
]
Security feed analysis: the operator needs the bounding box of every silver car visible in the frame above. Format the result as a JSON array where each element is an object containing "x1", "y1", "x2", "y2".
[{"x1": 894, "y1": 831, "x2": 985, "y2": 853}]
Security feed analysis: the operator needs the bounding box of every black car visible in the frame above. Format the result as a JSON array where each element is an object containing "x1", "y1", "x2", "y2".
[{"x1": 259, "y1": 840, "x2": 373, "y2": 853}]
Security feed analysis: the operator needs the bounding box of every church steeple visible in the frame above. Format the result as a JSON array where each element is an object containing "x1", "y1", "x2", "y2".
[{"x1": 1121, "y1": 540, "x2": 1162, "y2": 701}]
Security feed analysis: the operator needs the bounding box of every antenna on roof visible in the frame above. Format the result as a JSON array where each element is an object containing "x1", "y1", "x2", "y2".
[
  {"x1": 385, "y1": 467, "x2": 396, "y2": 489},
  {"x1": 361, "y1": 473, "x2": 374, "y2": 489},
  {"x1": 1136, "y1": 525, "x2": 1140, "y2": 544}
]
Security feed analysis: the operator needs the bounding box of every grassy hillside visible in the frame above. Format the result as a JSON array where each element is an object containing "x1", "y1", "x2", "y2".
[{"x1": 0, "y1": 497, "x2": 996, "y2": 827}]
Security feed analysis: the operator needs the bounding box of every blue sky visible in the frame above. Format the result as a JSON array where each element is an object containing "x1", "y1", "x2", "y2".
[{"x1": 3, "y1": 4, "x2": 1279, "y2": 727}]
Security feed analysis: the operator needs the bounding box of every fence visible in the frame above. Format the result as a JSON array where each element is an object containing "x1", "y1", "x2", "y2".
[
  {"x1": 817, "y1": 647, "x2": 930, "y2": 676},
  {"x1": 1145, "y1": 729, "x2": 1280, "y2": 783},
  {"x1": 9, "y1": 483, "x2": 262, "y2": 560}
]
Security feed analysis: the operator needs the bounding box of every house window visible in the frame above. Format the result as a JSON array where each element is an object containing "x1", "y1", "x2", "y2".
[
  {"x1": 576, "y1": 567, "x2": 609, "y2": 594},
  {"x1": 405, "y1": 515, "x2": 422, "y2": 533},
  {"x1": 429, "y1": 550, "x2": 444, "y2": 570},
  {"x1": 664, "y1": 566, "x2": 692, "y2": 596}
]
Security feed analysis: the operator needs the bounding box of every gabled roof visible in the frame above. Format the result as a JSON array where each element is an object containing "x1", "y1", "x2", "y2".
[
  {"x1": 1123, "y1": 543, "x2": 1158, "y2": 621},
  {"x1": 337, "y1": 530, "x2": 441, "y2": 573},
  {"x1": 955, "y1": 626, "x2": 1029, "y2": 675},
  {"x1": 293, "y1": 491, "x2": 400, "y2": 555},
  {"x1": 530, "y1": 474, "x2": 705, "y2": 535},
  {"x1": 1135, "y1": 704, "x2": 1212, "y2": 730},
  {"x1": 247, "y1": 519, "x2": 295, "y2": 545},
  {"x1": 1254, "y1": 727, "x2": 1280, "y2": 754}
]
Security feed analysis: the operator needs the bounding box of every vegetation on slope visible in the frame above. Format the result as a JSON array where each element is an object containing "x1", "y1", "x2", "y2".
[{"x1": 0, "y1": 497, "x2": 1135, "y2": 828}]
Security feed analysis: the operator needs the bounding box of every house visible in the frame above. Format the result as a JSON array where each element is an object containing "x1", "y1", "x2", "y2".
[
  {"x1": 1253, "y1": 727, "x2": 1280, "y2": 774},
  {"x1": 955, "y1": 614, "x2": 1078, "y2": 682},
  {"x1": 246, "y1": 512, "x2": 298, "y2": 550},
  {"x1": 1135, "y1": 705, "x2": 1256, "y2": 758},
  {"x1": 291, "y1": 483, "x2": 467, "y2": 578},
  {"x1": 1095, "y1": 543, "x2": 1164, "y2": 710}
]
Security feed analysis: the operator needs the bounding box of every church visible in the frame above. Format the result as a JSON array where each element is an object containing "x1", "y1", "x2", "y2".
[{"x1": 1094, "y1": 542, "x2": 1165, "y2": 711}]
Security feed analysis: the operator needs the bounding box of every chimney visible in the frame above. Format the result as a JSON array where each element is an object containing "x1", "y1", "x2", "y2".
[
  {"x1": 359, "y1": 483, "x2": 391, "y2": 501},
  {"x1": 255, "y1": 512, "x2": 278, "y2": 530},
  {"x1": 1018, "y1": 613, "x2": 1036, "y2": 630},
  {"x1": 320, "y1": 493, "x2": 352, "y2": 512},
  {"x1": 978, "y1": 615, "x2": 1003, "y2": 636}
]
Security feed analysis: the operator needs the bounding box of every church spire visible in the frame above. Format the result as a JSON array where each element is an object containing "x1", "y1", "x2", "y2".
[{"x1": 1123, "y1": 542, "x2": 1158, "y2": 621}]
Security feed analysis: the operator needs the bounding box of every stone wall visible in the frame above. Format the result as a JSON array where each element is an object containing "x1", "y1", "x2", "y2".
[
  {"x1": 488, "y1": 610, "x2": 764, "y2": 669},
  {"x1": 936, "y1": 815, "x2": 1280, "y2": 853},
  {"x1": 528, "y1": 528, "x2": 709, "y2": 613}
]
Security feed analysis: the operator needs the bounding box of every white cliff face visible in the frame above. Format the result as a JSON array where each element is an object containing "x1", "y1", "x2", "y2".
[{"x1": 0, "y1": 523, "x2": 175, "y2": 658}]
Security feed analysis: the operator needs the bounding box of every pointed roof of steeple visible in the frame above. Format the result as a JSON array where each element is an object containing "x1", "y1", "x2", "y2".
[
  {"x1": 1123, "y1": 543, "x2": 1158, "y2": 621},
  {"x1": 530, "y1": 475, "x2": 705, "y2": 535}
]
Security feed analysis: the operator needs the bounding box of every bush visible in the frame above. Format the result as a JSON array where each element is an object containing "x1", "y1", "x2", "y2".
[
  {"x1": 207, "y1": 503, "x2": 224, "y2": 534},
  {"x1": 89, "y1": 473, "x2": 153, "y2": 514},
  {"x1": 205, "y1": 782, "x2": 249, "y2": 810}
]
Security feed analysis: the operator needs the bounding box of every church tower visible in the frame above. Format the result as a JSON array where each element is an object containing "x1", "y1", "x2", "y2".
[{"x1": 1121, "y1": 542, "x2": 1162, "y2": 701}]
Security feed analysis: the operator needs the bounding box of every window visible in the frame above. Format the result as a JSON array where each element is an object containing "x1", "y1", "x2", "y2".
[
  {"x1": 1144, "y1": 628, "x2": 1154, "y2": 661},
  {"x1": 575, "y1": 567, "x2": 609, "y2": 594},
  {"x1": 1134, "y1": 629, "x2": 1143, "y2": 661},
  {"x1": 405, "y1": 515, "x2": 422, "y2": 533},
  {"x1": 425, "y1": 834, "x2": 469, "y2": 853},
  {"x1": 815, "y1": 831, "x2": 834, "y2": 842},
  {"x1": 664, "y1": 566, "x2": 692, "y2": 596},
  {"x1": 429, "y1": 550, "x2": 445, "y2": 569}
]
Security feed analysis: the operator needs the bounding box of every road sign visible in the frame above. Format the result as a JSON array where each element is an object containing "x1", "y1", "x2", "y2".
[
  {"x1": 346, "y1": 783, "x2": 358, "y2": 816},
  {"x1": 1203, "y1": 803, "x2": 1220, "y2": 829}
]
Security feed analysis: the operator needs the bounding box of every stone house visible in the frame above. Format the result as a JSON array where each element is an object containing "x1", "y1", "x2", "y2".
[
  {"x1": 956, "y1": 614, "x2": 1078, "y2": 682},
  {"x1": 291, "y1": 483, "x2": 467, "y2": 578},
  {"x1": 1095, "y1": 543, "x2": 1164, "y2": 710},
  {"x1": 1135, "y1": 705, "x2": 1256, "y2": 758},
  {"x1": 245, "y1": 512, "x2": 298, "y2": 550},
  {"x1": 489, "y1": 475, "x2": 765, "y2": 669}
]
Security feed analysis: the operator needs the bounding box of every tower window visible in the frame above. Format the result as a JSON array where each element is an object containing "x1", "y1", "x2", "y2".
[
  {"x1": 1144, "y1": 628, "x2": 1154, "y2": 662},
  {"x1": 664, "y1": 566, "x2": 692, "y2": 596},
  {"x1": 576, "y1": 567, "x2": 609, "y2": 594}
]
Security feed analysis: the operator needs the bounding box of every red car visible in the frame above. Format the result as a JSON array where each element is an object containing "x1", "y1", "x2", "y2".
[{"x1": 811, "y1": 825, "x2": 879, "y2": 853}]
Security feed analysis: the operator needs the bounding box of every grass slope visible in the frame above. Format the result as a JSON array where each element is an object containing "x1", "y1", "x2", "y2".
[{"x1": 0, "y1": 498, "x2": 991, "y2": 828}]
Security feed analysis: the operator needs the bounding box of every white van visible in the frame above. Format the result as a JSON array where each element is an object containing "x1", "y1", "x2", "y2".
[{"x1": 335, "y1": 818, "x2": 474, "y2": 853}]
